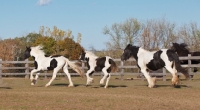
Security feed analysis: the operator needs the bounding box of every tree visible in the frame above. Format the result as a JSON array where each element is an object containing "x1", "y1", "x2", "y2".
[
  {"x1": 58, "y1": 37, "x2": 83, "y2": 60},
  {"x1": 103, "y1": 18, "x2": 141, "y2": 50},
  {"x1": 34, "y1": 37, "x2": 56, "y2": 55},
  {"x1": 138, "y1": 18, "x2": 177, "y2": 50},
  {"x1": 178, "y1": 22, "x2": 200, "y2": 51},
  {"x1": 38, "y1": 26, "x2": 82, "y2": 54}
]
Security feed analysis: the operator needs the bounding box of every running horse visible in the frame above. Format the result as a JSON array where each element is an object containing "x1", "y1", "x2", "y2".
[
  {"x1": 121, "y1": 44, "x2": 189, "y2": 88},
  {"x1": 79, "y1": 50, "x2": 118, "y2": 88},
  {"x1": 24, "y1": 45, "x2": 84, "y2": 87}
]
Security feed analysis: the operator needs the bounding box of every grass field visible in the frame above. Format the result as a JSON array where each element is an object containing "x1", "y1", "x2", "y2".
[{"x1": 0, "y1": 75, "x2": 200, "y2": 110}]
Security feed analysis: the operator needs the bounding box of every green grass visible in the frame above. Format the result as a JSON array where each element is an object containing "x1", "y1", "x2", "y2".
[{"x1": 0, "y1": 75, "x2": 200, "y2": 110}]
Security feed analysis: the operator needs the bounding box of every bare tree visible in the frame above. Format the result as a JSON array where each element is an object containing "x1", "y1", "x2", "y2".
[
  {"x1": 178, "y1": 22, "x2": 200, "y2": 51},
  {"x1": 138, "y1": 18, "x2": 177, "y2": 50},
  {"x1": 103, "y1": 18, "x2": 141, "y2": 50}
]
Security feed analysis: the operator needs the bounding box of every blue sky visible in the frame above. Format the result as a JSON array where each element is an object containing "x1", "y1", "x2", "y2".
[{"x1": 0, "y1": 0, "x2": 200, "y2": 50}]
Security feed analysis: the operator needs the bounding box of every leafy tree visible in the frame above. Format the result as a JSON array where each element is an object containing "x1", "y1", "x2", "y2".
[
  {"x1": 58, "y1": 37, "x2": 83, "y2": 60},
  {"x1": 34, "y1": 36, "x2": 56, "y2": 55}
]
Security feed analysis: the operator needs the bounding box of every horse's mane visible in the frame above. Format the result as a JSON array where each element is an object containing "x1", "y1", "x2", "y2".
[
  {"x1": 31, "y1": 45, "x2": 45, "y2": 55},
  {"x1": 85, "y1": 51, "x2": 98, "y2": 57},
  {"x1": 174, "y1": 43, "x2": 189, "y2": 50}
]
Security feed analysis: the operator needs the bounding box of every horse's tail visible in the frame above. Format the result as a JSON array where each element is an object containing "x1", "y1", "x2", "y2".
[
  {"x1": 109, "y1": 59, "x2": 119, "y2": 73},
  {"x1": 65, "y1": 59, "x2": 84, "y2": 78},
  {"x1": 172, "y1": 52, "x2": 190, "y2": 79}
]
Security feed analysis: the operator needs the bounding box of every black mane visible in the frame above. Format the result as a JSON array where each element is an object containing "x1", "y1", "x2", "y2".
[{"x1": 172, "y1": 43, "x2": 190, "y2": 56}]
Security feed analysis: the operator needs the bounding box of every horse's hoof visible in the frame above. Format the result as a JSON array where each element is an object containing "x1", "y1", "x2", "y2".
[
  {"x1": 173, "y1": 84, "x2": 181, "y2": 88},
  {"x1": 68, "y1": 85, "x2": 74, "y2": 87},
  {"x1": 31, "y1": 83, "x2": 34, "y2": 86},
  {"x1": 32, "y1": 80, "x2": 36, "y2": 85},
  {"x1": 104, "y1": 86, "x2": 108, "y2": 88},
  {"x1": 148, "y1": 85, "x2": 155, "y2": 88}
]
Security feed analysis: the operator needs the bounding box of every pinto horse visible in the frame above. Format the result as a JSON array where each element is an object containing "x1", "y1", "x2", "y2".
[
  {"x1": 171, "y1": 43, "x2": 200, "y2": 73},
  {"x1": 79, "y1": 50, "x2": 118, "y2": 88},
  {"x1": 24, "y1": 45, "x2": 83, "y2": 87},
  {"x1": 121, "y1": 44, "x2": 189, "y2": 88}
]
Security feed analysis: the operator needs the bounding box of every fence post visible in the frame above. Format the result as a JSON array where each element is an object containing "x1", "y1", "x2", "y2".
[
  {"x1": 188, "y1": 54, "x2": 192, "y2": 80},
  {"x1": 0, "y1": 59, "x2": 2, "y2": 79},
  {"x1": 25, "y1": 59, "x2": 29, "y2": 79},
  {"x1": 163, "y1": 68, "x2": 166, "y2": 81},
  {"x1": 120, "y1": 61, "x2": 124, "y2": 80}
]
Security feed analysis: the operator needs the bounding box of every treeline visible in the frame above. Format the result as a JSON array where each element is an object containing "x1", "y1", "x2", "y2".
[
  {"x1": 102, "y1": 18, "x2": 200, "y2": 58},
  {"x1": 0, "y1": 26, "x2": 83, "y2": 62}
]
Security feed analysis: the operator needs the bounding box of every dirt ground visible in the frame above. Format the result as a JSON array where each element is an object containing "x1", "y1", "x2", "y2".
[{"x1": 0, "y1": 75, "x2": 200, "y2": 110}]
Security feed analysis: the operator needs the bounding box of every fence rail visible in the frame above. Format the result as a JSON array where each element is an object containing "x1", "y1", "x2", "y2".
[{"x1": 0, "y1": 54, "x2": 200, "y2": 81}]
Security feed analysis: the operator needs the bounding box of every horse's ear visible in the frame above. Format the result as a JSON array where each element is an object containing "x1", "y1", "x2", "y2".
[
  {"x1": 127, "y1": 44, "x2": 132, "y2": 47},
  {"x1": 81, "y1": 49, "x2": 85, "y2": 53},
  {"x1": 181, "y1": 43, "x2": 188, "y2": 47}
]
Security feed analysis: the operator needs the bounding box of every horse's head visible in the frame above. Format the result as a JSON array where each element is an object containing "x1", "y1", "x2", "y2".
[
  {"x1": 24, "y1": 47, "x2": 31, "y2": 59},
  {"x1": 121, "y1": 44, "x2": 133, "y2": 61},
  {"x1": 171, "y1": 43, "x2": 189, "y2": 55},
  {"x1": 79, "y1": 50, "x2": 86, "y2": 61},
  {"x1": 171, "y1": 43, "x2": 179, "y2": 52},
  {"x1": 79, "y1": 50, "x2": 97, "y2": 61}
]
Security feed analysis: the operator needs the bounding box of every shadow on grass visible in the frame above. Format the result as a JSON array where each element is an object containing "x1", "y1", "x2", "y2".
[
  {"x1": 52, "y1": 83, "x2": 86, "y2": 87},
  {"x1": 155, "y1": 84, "x2": 192, "y2": 88},
  {"x1": 0, "y1": 87, "x2": 12, "y2": 89},
  {"x1": 89, "y1": 85, "x2": 127, "y2": 88},
  {"x1": 135, "y1": 84, "x2": 192, "y2": 88}
]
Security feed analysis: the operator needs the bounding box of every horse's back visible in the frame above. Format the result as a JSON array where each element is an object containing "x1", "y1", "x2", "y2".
[{"x1": 37, "y1": 56, "x2": 66, "y2": 70}]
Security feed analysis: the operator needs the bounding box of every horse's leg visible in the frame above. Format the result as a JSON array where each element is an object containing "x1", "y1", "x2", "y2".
[
  {"x1": 63, "y1": 65, "x2": 74, "y2": 87},
  {"x1": 45, "y1": 68, "x2": 60, "y2": 87},
  {"x1": 32, "y1": 72, "x2": 40, "y2": 85},
  {"x1": 193, "y1": 67, "x2": 198, "y2": 72},
  {"x1": 141, "y1": 69, "x2": 156, "y2": 88},
  {"x1": 165, "y1": 66, "x2": 179, "y2": 86},
  {"x1": 85, "y1": 69, "x2": 94, "y2": 86},
  {"x1": 30, "y1": 69, "x2": 39, "y2": 85},
  {"x1": 104, "y1": 73, "x2": 111, "y2": 89},
  {"x1": 100, "y1": 68, "x2": 110, "y2": 88}
]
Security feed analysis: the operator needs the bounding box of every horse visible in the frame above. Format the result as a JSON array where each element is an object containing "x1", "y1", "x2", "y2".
[
  {"x1": 24, "y1": 45, "x2": 84, "y2": 87},
  {"x1": 121, "y1": 44, "x2": 189, "y2": 88},
  {"x1": 79, "y1": 50, "x2": 118, "y2": 88},
  {"x1": 171, "y1": 43, "x2": 200, "y2": 73}
]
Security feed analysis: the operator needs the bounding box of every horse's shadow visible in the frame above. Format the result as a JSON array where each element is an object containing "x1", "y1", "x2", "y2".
[
  {"x1": 156, "y1": 84, "x2": 192, "y2": 88},
  {"x1": 135, "y1": 84, "x2": 191, "y2": 88},
  {"x1": 52, "y1": 83, "x2": 86, "y2": 87},
  {"x1": 90, "y1": 85, "x2": 127, "y2": 88},
  {"x1": 51, "y1": 83, "x2": 127, "y2": 88},
  {"x1": 0, "y1": 87, "x2": 12, "y2": 89}
]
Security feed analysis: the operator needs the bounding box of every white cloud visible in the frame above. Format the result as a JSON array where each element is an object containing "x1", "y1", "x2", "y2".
[{"x1": 37, "y1": 0, "x2": 51, "y2": 6}]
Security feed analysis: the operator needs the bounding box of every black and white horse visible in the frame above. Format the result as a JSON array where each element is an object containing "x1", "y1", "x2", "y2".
[
  {"x1": 79, "y1": 50, "x2": 118, "y2": 88},
  {"x1": 24, "y1": 45, "x2": 83, "y2": 87},
  {"x1": 171, "y1": 43, "x2": 200, "y2": 73},
  {"x1": 121, "y1": 44, "x2": 189, "y2": 88}
]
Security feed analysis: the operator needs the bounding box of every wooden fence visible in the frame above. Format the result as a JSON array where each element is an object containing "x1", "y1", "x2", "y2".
[{"x1": 0, "y1": 54, "x2": 200, "y2": 81}]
